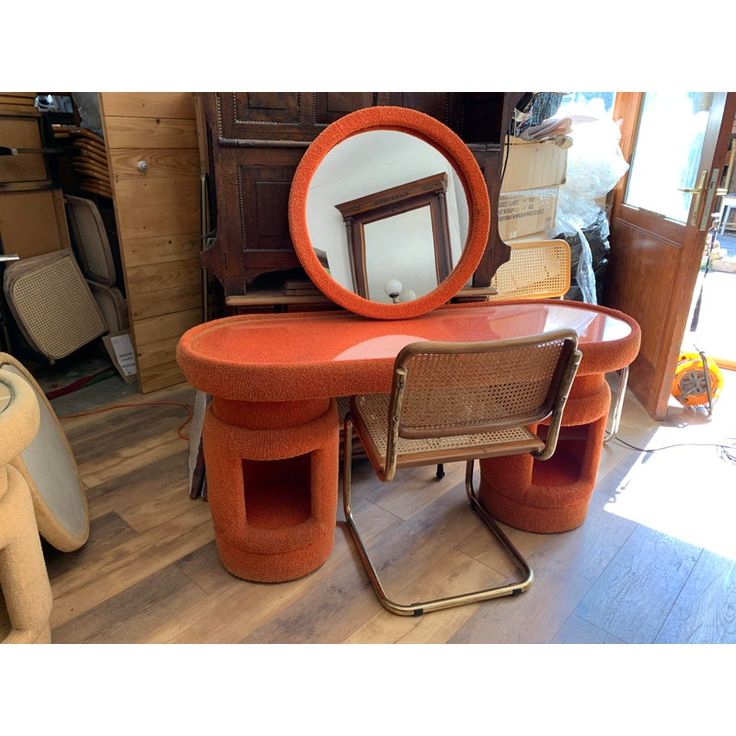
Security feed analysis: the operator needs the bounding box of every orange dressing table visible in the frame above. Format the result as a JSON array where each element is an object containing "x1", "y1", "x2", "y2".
[{"x1": 177, "y1": 299, "x2": 640, "y2": 582}]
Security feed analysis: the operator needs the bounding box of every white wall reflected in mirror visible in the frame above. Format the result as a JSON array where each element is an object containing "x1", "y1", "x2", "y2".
[
  {"x1": 306, "y1": 130, "x2": 469, "y2": 301},
  {"x1": 363, "y1": 206, "x2": 438, "y2": 303}
]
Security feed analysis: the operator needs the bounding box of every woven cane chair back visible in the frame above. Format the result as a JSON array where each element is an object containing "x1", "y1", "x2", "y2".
[
  {"x1": 392, "y1": 329, "x2": 578, "y2": 440},
  {"x1": 490, "y1": 239, "x2": 571, "y2": 300}
]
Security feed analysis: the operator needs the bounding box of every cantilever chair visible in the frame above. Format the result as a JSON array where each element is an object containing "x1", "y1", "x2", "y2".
[{"x1": 342, "y1": 329, "x2": 582, "y2": 617}]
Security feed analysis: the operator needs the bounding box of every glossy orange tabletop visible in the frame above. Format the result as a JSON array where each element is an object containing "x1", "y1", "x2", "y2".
[{"x1": 177, "y1": 300, "x2": 640, "y2": 402}]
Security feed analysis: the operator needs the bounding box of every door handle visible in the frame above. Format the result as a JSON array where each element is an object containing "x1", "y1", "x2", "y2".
[
  {"x1": 684, "y1": 170, "x2": 708, "y2": 226},
  {"x1": 699, "y1": 169, "x2": 721, "y2": 231}
]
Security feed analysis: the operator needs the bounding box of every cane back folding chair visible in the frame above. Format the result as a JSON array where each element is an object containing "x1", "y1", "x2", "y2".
[{"x1": 342, "y1": 329, "x2": 582, "y2": 617}]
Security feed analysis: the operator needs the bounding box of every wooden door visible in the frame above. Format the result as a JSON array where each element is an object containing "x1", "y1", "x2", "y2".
[
  {"x1": 607, "y1": 92, "x2": 736, "y2": 419},
  {"x1": 100, "y1": 93, "x2": 203, "y2": 393}
]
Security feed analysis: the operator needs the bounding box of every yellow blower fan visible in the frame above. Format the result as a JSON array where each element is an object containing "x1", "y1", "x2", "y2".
[{"x1": 671, "y1": 351, "x2": 723, "y2": 411}]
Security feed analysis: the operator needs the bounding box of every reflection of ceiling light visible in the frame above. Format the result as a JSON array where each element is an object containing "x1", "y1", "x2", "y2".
[
  {"x1": 384, "y1": 278, "x2": 402, "y2": 304},
  {"x1": 399, "y1": 288, "x2": 417, "y2": 302}
]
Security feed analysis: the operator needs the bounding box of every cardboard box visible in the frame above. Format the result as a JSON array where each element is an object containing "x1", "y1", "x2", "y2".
[
  {"x1": 498, "y1": 186, "x2": 559, "y2": 241},
  {"x1": 505, "y1": 230, "x2": 549, "y2": 245},
  {"x1": 501, "y1": 137, "x2": 568, "y2": 193}
]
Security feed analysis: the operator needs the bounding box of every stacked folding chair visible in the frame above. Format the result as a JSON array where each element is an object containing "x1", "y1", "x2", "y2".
[
  {"x1": 2, "y1": 195, "x2": 127, "y2": 361},
  {"x1": 64, "y1": 194, "x2": 128, "y2": 333}
]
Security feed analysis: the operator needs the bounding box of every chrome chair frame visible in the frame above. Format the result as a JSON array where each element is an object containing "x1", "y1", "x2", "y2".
[{"x1": 342, "y1": 331, "x2": 582, "y2": 617}]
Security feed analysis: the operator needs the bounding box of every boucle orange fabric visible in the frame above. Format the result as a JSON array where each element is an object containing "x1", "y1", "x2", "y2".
[
  {"x1": 177, "y1": 300, "x2": 641, "y2": 574},
  {"x1": 288, "y1": 106, "x2": 490, "y2": 320},
  {"x1": 203, "y1": 399, "x2": 338, "y2": 582},
  {"x1": 478, "y1": 378, "x2": 611, "y2": 533},
  {"x1": 177, "y1": 300, "x2": 641, "y2": 402}
]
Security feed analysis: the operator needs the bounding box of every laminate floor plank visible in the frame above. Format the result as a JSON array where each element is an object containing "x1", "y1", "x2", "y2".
[
  {"x1": 573, "y1": 525, "x2": 702, "y2": 643},
  {"x1": 345, "y1": 549, "x2": 507, "y2": 644},
  {"x1": 52, "y1": 563, "x2": 207, "y2": 643},
  {"x1": 44, "y1": 375, "x2": 736, "y2": 644},
  {"x1": 50, "y1": 506, "x2": 213, "y2": 629},
  {"x1": 447, "y1": 481, "x2": 638, "y2": 644},
  {"x1": 85, "y1": 450, "x2": 191, "y2": 527},
  {"x1": 551, "y1": 614, "x2": 625, "y2": 644},
  {"x1": 366, "y1": 460, "x2": 466, "y2": 521},
  {"x1": 656, "y1": 551, "x2": 736, "y2": 643},
  {"x1": 44, "y1": 511, "x2": 137, "y2": 580},
  {"x1": 167, "y1": 498, "x2": 401, "y2": 644}
]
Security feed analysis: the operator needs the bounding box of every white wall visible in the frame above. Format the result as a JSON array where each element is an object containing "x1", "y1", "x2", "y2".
[{"x1": 306, "y1": 130, "x2": 469, "y2": 299}]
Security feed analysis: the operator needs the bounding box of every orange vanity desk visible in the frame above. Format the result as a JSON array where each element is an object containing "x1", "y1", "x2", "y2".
[{"x1": 177, "y1": 300, "x2": 640, "y2": 583}]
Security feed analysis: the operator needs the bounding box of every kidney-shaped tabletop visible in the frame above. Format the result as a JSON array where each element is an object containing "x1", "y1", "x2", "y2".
[{"x1": 177, "y1": 300, "x2": 640, "y2": 403}]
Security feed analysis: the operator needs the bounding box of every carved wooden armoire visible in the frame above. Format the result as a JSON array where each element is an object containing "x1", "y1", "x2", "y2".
[{"x1": 196, "y1": 92, "x2": 525, "y2": 303}]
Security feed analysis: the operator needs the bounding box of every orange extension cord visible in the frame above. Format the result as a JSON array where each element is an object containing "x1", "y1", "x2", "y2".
[{"x1": 57, "y1": 401, "x2": 193, "y2": 442}]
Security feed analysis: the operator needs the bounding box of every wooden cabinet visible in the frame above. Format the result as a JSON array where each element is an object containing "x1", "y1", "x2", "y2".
[{"x1": 198, "y1": 92, "x2": 521, "y2": 298}]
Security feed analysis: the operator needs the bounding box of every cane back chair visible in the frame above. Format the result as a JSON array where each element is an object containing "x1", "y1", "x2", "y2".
[
  {"x1": 342, "y1": 329, "x2": 582, "y2": 617},
  {"x1": 489, "y1": 239, "x2": 571, "y2": 301}
]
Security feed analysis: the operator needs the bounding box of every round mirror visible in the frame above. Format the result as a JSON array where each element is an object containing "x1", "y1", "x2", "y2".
[{"x1": 289, "y1": 107, "x2": 490, "y2": 319}]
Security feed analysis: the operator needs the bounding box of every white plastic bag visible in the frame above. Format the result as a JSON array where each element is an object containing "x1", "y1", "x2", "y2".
[{"x1": 554, "y1": 101, "x2": 629, "y2": 303}]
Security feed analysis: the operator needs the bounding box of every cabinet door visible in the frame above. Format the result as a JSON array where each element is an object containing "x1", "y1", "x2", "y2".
[
  {"x1": 313, "y1": 93, "x2": 379, "y2": 125},
  {"x1": 387, "y1": 93, "x2": 456, "y2": 127},
  {"x1": 208, "y1": 148, "x2": 305, "y2": 291},
  {"x1": 217, "y1": 92, "x2": 309, "y2": 141},
  {"x1": 0, "y1": 117, "x2": 47, "y2": 183}
]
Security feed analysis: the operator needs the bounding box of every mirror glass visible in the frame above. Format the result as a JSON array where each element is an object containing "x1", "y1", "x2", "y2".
[{"x1": 305, "y1": 130, "x2": 470, "y2": 305}]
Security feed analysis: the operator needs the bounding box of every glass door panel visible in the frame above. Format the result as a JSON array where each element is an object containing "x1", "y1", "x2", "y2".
[{"x1": 625, "y1": 92, "x2": 714, "y2": 222}]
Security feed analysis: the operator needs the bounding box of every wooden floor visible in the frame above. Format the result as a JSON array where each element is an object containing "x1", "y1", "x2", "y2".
[{"x1": 44, "y1": 374, "x2": 736, "y2": 644}]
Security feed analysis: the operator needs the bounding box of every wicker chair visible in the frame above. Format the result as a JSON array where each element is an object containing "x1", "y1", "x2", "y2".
[
  {"x1": 342, "y1": 329, "x2": 582, "y2": 617},
  {"x1": 490, "y1": 239, "x2": 571, "y2": 300}
]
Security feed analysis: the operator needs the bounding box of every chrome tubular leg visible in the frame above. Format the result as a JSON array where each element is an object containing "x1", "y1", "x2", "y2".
[
  {"x1": 343, "y1": 453, "x2": 533, "y2": 618},
  {"x1": 604, "y1": 365, "x2": 629, "y2": 443}
]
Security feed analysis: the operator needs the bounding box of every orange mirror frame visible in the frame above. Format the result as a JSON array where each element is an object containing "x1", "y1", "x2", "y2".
[{"x1": 288, "y1": 106, "x2": 491, "y2": 320}]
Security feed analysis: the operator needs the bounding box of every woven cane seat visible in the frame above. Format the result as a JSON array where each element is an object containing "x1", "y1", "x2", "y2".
[{"x1": 352, "y1": 393, "x2": 543, "y2": 471}]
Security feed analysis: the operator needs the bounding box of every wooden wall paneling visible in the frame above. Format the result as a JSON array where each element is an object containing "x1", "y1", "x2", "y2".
[
  {"x1": 124, "y1": 232, "x2": 201, "y2": 268},
  {"x1": 101, "y1": 93, "x2": 202, "y2": 393},
  {"x1": 108, "y1": 149, "x2": 200, "y2": 179},
  {"x1": 105, "y1": 117, "x2": 198, "y2": 150},
  {"x1": 134, "y1": 336, "x2": 184, "y2": 371},
  {"x1": 126, "y1": 258, "x2": 201, "y2": 295},
  {"x1": 131, "y1": 285, "x2": 202, "y2": 321},
  {"x1": 134, "y1": 308, "x2": 202, "y2": 347},
  {"x1": 98, "y1": 93, "x2": 195, "y2": 119},
  {"x1": 113, "y1": 177, "x2": 200, "y2": 238}
]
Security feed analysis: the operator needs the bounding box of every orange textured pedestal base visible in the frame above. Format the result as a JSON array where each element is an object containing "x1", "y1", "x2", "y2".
[
  {"x1": 202, "y1": 398, "x2": 338, "y2": 582},
  {"x1": 178, "y1": 300, "x2": 641, "y2": 573},
  {"x1": 478, "y1": 375, "x2": 611, "y2": 533}
]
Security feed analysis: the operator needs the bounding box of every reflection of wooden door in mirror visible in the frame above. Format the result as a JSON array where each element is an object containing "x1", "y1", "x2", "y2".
[{"x1": 335, "y1": 173, "x2": 453, "y2": 299}]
